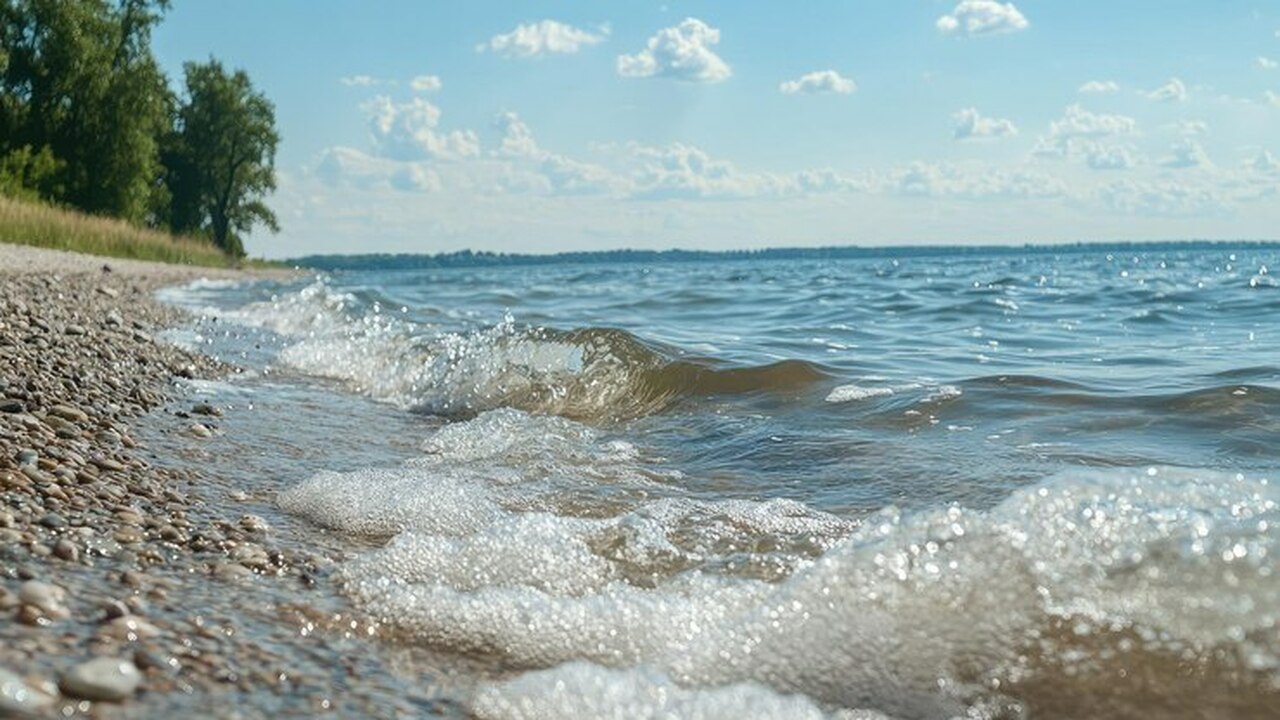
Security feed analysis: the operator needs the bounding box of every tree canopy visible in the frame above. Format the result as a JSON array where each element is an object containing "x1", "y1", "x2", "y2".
[
  {"x1": 0, "y1": 0, "x2": 279, "y2": 256},
  {"x1": 166, "y1": 60, "x2": 279, "y2": 257}
]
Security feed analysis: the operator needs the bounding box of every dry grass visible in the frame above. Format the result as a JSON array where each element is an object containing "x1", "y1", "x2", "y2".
[{"x1": 0, "y1": 195, "x2": 234, "y2": 267}]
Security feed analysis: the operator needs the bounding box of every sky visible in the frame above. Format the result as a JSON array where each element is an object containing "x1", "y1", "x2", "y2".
[{"x1": 152, "y1": 1, "x2": 1280, "y2": 258}]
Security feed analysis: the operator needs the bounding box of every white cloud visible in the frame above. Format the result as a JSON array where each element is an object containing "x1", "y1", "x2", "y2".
[
  {"x1": 1034, "y1": 104, "x2": 1138, "y2": 158},
  {"x1": 1248, "y1": 150, "x2": 1280, "y2": 175},
  {"x1": 617, "y1": 18, "x2": 731, "y2": 83},
  {"x1": 409, "y1": 75, "x2": 442, "y2": 93},
  {"x1": 492, "y1": 111, "x2": 618, "y2": 195},
  {"x1": 893, "y1": 162, "x2": 1064, "y2": 200},
  {"x1": 1078, "y1": 80, "x2": 1119, "y2": 95},
  {"x1": 1098, "y1": 179, "x2": 1228, "y2": 216},
  {"x1": 951, "y1": 107, "x2": 1018, "y2": 140},
  {"x1": 779, "y1": 70, "x2": 856, "y2": 95},
  {"x1": 1086, "y1": 145, "x2": 1138, "y2": 171},
  {"x1": 1161, "y1": 139, "x2": 1211, "y2": 169},
  {"x1": 1173, "y1": 120, "x2": 1208, "y2": 137},
  {"x1": 315, "y1": 146, "x2": 441, "y2": 193},
  {"x1": 364, "y1": 96, "x2": 479, "y2": 161},
  {"x1": 340, "y1": 75, "x2": 392, "y2": 87},
  {"x1": 1143, "y1": 77, "x2": 1188, "y2": 102},
  {"x1": 936, "y1": 1, "x2": 1029, "y2": 37},
  {"x1": 1258, "y1": 57, "x2": 1279, "y2": 71},
  {"x1": 625, "y1": 143, "x2": 788, "y2": 199},
  {"x1": 478, "y1": 20, "x2": 607, "y2": 58},
  {"x1": 1269, "y1": 91, "x2": 1280, "y2": 107}
]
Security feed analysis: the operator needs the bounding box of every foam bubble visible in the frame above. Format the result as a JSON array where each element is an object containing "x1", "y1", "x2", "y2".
[
  {"x1": 471, "y1": 662, "x2": 894, "y2": 720},
  {"x1": 825, "y1": 385, "x2": 895, "y2": 403},
  {"x1": 289, "y1": 460, "x2": 1280, "y2": 716}
]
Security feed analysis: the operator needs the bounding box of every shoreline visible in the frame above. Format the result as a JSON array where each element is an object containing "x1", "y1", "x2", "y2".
[{"x1": 0, "y1": 244, "x2": 435, "y2": 717}]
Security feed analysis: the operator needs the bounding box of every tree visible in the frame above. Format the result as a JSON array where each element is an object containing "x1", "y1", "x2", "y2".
[
  {"x1": 166, "y1": 59, "x2": 279, "y2": 258},
  {"x1": 0, "y1": 0, "x2": 172, "y2": 220}
]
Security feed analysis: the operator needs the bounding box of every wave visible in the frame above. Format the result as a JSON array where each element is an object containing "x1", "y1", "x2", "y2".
[
  {"x1": 277, "y1": 410, "x2": 1280, "y2": 718},
  {"x1": 219, "y1": 279, "x2": 829, "y2": 420}
]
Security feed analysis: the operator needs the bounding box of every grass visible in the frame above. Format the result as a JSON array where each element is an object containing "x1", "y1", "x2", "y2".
[{"x1": 0, "y1": 194, "x2": 237, "y2": 267}]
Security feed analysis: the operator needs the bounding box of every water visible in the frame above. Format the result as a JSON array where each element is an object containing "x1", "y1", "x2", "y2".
[{"x1": 159, "y1": 247, "x2": 1280, "y2": 719}]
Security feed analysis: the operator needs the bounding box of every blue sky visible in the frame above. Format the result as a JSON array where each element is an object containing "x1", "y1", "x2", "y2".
[{"x1": 153, "y1": 1, "x2": 1280, "y2": 257}]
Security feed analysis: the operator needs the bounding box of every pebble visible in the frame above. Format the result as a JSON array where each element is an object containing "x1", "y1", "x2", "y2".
[
  {"x1": 38, "y1": 512, "x2": 67, "y2": 529},
  {"x1": 213, "y1": 562, "x2": 254, "y2": 582},
  {"x1": 48, "y1": 404, "x2": 89, "y2": 423},
  {"x1": 191, "y1": 402, "x2": 222, "y2": 417},
  {"x1": 14, "y1": 448, "x2": 37, "y2": 466},
  {"x1": 239, "y1": 514, "x2": 270, "y2": 533},
  {"x1": 0, "y1": 667, "x2": 53, "y2": 715},
  {"x1": 53, "y1": 538, "x2": 79, "y2": 562},
  {"x1": 63, "y1": 324, "x2": 87, "y2": 336},
  {"x1": 0, "y1": 398, "x2": 23, "y2": 413},
  {"x1": 59, "y1": 657, "x2": 142, "y2": 701},
  {"x1": 101, "y1": 615, "x2": 161, "y2": 641},
  {"x1": 187, "y1": 422, "x2": 213, "y2": 438},
  {"x1": 17, "y1": 581, "x2": 69, "y2": 618}
]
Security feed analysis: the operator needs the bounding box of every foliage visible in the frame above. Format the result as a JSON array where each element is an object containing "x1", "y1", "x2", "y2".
[
  {"x1": 0, "y1": 1, "x2": 280, "y2": 261},
  {"x1": 166, "y1": 59, "x2": 279, "y2": 258}
]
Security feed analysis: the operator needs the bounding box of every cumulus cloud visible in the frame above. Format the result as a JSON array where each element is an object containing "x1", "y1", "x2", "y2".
[
  {"x1": 1034, "y1": 105, "x2": 1138, "y2": 159},
  {"x1": 1160, "y1": 139, "x2": 1210, "y2": 169},
  {"x1": 1078, "y1": 80, "x2": 1119, "y2": 95},
  {"x1": 1269, "y1": 91, "x2": 1280, "y2": 107},
  {"x1": 1098, "y1": 179, "x2": 1228, "y2": 216},
  {"x1": 617, "y1": 18, "x2": 731, "y2": 83},
  {"x1": 315, "y1": 146, "x2": 441, "y2": 193},
  {"x1": 951, "y1": 108, "x2": 1018, "y2": 140},
  {"x1": 492, "y1": 111, "x2": 617, "y2": 195},
  {"x1": 936, "y1": 1, "x2": 1029, "y2": 37},
  {"x1": 893, "y1": 162, "x2": 1064, "y2": 200},
  {"x1": 779, "y1": 70, "x2": 856, "y2": 95},
  {"x1": 409, "y1": 75, "x2": 442, "y2": 93},
  {"x1": 1086, "y1": 145, "x2": 1138, "y2": 171},
  {"x1": 607, "y1": 142, "x2": 863, "y2": 200},
  {"x1": 340, "y1": 75, "x2": 392, "y2": 87},
  {"x1": 364, "y1": 96, "x2": 479, "y2": 161},
  {"x1": 478, "y1": 20, "x2": 607, "y2": 58},
  {"x1": 1258, "y1": 57, "x2": 1279, "y2": 71},
  {"x1": 1143, "y1": 77, "x2": 1188, "y2": 102}
]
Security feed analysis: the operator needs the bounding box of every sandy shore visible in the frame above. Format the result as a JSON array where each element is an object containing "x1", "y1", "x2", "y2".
[{"x1": 0, "y1": 245, "x2": 441, "y2": 717}]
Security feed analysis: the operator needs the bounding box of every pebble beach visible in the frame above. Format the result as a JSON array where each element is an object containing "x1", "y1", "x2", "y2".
[{"x1": 0, "y1": 245, "x2": 441, "y2": 718}]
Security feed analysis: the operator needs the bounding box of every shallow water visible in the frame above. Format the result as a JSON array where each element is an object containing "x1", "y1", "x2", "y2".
[{"x1": 160, "y1": 247, "x2": 1280, "y2": 718}]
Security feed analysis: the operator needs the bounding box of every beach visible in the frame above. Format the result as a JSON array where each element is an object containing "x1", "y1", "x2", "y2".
[
  {"x1": 4, "y1": 244, "x2": 1279, "y2": 719},
  {"x1": 0, "y1": 245, "x2": 438, "y2": 718}
]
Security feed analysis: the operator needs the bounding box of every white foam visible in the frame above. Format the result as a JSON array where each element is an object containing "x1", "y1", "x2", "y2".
[
  {"x1": 472, "y1": 662, "x2": 894, "y2": 720},
  {"x1": 281, "y1": 411, "x2": 1280, "y2": 716},
  {"x1": 825, "y1": 384, "x2": 895, "y2": 403}
]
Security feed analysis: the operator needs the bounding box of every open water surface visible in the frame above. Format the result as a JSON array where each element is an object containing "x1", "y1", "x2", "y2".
[{"x1": 156, "y1": 246, "x2": 1280, "y2": 718}]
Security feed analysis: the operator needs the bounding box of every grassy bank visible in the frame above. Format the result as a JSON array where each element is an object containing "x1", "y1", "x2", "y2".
[{"x1": 0, "y1": 195, "x2": 235, "y2": 267}]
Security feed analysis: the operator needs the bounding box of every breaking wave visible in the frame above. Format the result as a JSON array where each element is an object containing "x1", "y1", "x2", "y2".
[
  {"x1": 278, "y1": 409, "x2": 1280, "y2": 719},
  {"x1": 225, "y1": 279, "x2": 828, "y2": 420}
]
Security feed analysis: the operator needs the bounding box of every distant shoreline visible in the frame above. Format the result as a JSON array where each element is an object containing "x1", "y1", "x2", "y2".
[{"x1": 289, "y1": 238, "x2": 1280, "y2": 272}]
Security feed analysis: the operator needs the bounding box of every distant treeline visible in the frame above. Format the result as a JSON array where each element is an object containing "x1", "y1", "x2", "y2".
[
  {"x1": 0, "y1": 0, "x2": 278, "y2": 257},
  {"x1": 291, "y1": 240, "x2": 1280, "y2": 272}
]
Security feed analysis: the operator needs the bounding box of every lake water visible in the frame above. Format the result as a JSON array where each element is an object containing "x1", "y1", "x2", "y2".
[{"x1": 159, "y1": 246, "x2": 1280, "y2": 719}]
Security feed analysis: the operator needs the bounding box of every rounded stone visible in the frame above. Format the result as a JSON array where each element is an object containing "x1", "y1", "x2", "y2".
[
  {"x1": 0, "y1": 667, "x2": 53, "y2": 715},
  {"x1": 17, "y1": 581, "x2": 68, "y2": 618},
  {"x1": 59, "y1": 657, "x2": 141, "y2": 701}
]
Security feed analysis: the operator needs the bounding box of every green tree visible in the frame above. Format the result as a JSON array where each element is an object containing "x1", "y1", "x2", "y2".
[
  {"x1": 0, "y1": 0, "x2": 171, "y2": 220},
  {"x1": 167, "y1": 59, "x2": 279, "y2": 257}
]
